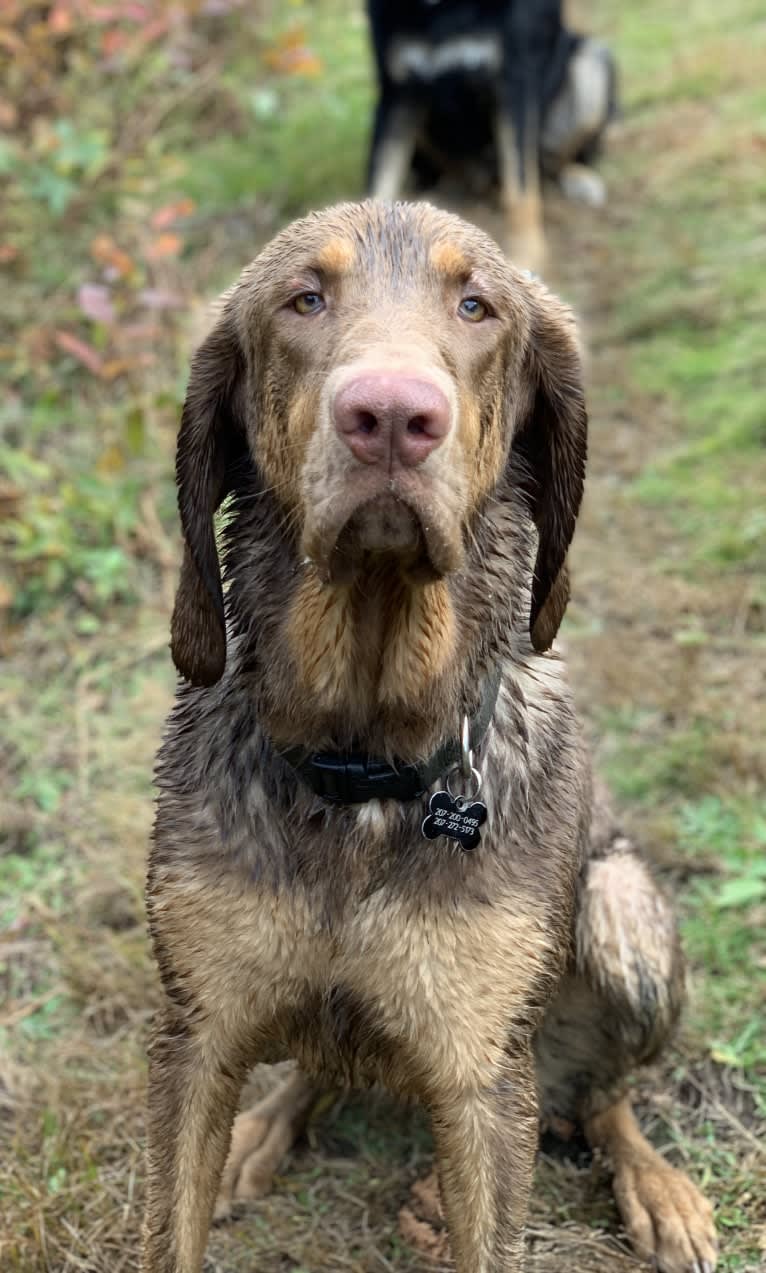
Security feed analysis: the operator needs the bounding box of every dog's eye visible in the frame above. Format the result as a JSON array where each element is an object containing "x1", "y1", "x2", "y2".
[
  {"x1": 458, "y1": 297, "x2": 488, "y2": 322},
  {"x1": 293, "y1": 292, "x2": 325, "y2": 315}
]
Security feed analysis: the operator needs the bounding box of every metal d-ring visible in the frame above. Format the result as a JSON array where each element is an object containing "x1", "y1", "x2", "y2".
[
  {"x1": 460, "y1": 714, "x2": 473, "y2": 780},
  {"x1": 446, "y1": 763, "x2": 482, "y2": 805}
]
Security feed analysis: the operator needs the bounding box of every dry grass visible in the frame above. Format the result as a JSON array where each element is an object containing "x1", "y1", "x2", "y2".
[{"x1": 1, "y1": 0, "x2": 764, "y2": 1269}]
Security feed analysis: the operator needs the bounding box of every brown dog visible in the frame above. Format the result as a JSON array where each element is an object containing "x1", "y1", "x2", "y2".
[{"x1": 143, "y1": 200, "x2": 716, "y2": 1273}]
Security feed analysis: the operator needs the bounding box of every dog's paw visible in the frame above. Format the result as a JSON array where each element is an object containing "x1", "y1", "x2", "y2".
[
  {"x1": 559, "y1": 162, "x2": 607, "y2": 208},
  {"x1": 213, "y1": 1106, "x2": 287, "y2": 1220},
  {"x1": 613, "y1": 1151, "x2": 717, "y2": 1273},
  {"x1": 214, "y1": 1075, "x2": 318, "y2": 1221}
]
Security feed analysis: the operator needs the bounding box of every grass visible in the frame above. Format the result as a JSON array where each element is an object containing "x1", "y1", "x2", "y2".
[{"x1": 1, "y1": 0, "x2": 765, "y2": 1269}]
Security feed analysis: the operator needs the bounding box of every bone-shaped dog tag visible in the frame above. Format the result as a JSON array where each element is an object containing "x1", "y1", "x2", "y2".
[{"x1": 421, "y1": 789, "x2": 487, "y2": 852}]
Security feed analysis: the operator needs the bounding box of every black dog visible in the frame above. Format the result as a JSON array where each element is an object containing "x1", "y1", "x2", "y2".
[{"x1": 366, "y1": 0, "x2": 617, "y2": 270}]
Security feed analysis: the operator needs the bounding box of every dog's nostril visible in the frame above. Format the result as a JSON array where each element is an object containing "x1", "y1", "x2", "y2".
[
  {"x1": 357, "y1": 411, "x2": 377, "y2": 435},
  {"x1": 407, "y1": 415, "x2": 427, "y2": 436},
  {"x1": 334, "y1": 374, "x2": 450, "y2": 466}
]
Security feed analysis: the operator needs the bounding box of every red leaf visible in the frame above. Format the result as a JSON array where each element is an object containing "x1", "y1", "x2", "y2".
[
  {"x1": 264, "y1": 45, "x2": 323, "y2": 77},
  {"x1": 101, "y1": 28, "x2": 128, "y2": 58},
  {"x1": 54, "y1": 331, "x2": 104, "y2": 377},
  {"x1": 77, "y1": 283, "x2": 115, "y2": 325},
  {"x1": 150, "y1": 198, "x2": 195, "y2": 230},
  {"x1": 87, "y1": 4, "x2": 152, "y2": 22},
  {"x1": 145, "y1": 232, "x2": 182, "y2": 261},
  {"x1": 91, "y1": 234, "x2": 135, "y2": 279},
  {"x1": 48, "y1": 2, "x2": 74, "y2": 34},
  {"x1": 138, "y1": 17, "x2": 170, "y2": 45}
]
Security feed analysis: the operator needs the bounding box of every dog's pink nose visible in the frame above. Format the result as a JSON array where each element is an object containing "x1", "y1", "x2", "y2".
[{"x1": 333, "y1": 372, "x2": 451, "y2": 468}]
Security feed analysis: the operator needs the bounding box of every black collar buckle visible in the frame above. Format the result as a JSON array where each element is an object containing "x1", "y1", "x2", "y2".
[
  {"x1": 295, "y1": 753, "x2": 426, "y2": 806},
  {"x1": 279, "y1": 666, "x2": 501, "y2": 808}
]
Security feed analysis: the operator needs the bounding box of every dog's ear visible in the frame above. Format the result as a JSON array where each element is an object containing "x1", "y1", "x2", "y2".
[
  {"x1": 513, "y1": 293, "x2": 587, "y2": 651},
  {"x1": 170, "y1": 311, "x2": 246, "y2": 686}
]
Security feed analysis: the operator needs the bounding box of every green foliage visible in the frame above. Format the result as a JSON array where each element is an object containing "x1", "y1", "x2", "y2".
[
  {"x1": 2, "y1": 118, "x2": 111, "y2": 215},
  {"x1": 2, "y1": 461, "x2": 138, "y2": 614}
]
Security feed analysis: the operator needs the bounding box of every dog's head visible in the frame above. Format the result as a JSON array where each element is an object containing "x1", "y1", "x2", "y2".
[{"x1": 171, "y1": 201, "x2": 586, "y2": 691}]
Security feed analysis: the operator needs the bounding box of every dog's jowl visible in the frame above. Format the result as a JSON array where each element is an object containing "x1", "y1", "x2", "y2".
[{"x1": 143, "y1": 201, "x2": 717, "y2": 1273}]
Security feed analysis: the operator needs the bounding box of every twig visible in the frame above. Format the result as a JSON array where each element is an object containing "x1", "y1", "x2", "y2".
[
  {"x1": 683, "y1": 1071, "x2": 766, "y2": 1160},
  {"x1": 0, "y1": 987, "x2": 64, "y2": 1029}
]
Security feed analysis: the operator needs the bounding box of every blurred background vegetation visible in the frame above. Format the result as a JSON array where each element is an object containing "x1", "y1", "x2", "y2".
[{"x1": 0, "y1": 1, "x2": 764, "y2": 1270}]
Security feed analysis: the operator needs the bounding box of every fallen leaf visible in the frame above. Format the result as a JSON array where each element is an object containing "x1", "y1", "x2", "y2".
[
  {"x1": 410, "y1": 1173, "x2": 443, "y2": 1225},
  {"x1": 263, "y1": 45, "x2": 323, "y2": 76},
  {"x1": 0, "y1": 482, "x2": 23, "y2": 520},
  {"x1": 54, "y1": 330, "x2": 104, "y2": 377},
  {"x1": 151, "y1": 198, "x2": 195, "y2": 230},
  {"x1": 0, "y1": 98, "x2": 18, "y2": 129},
  {"x1": 116, "y1": 321, "x2": 162, "y2": 343},
  {"x1": 47, "y1": 2, "x2": 74, "y2": 34},
  {"x1": 271, "y1": 24, "x2": 308, "y2": 51},
  {"x1": 0, "y1": 29, "x2": 24, "y2": 55},
  {"x1": 138, "y1": 17, "x2": 171, "y2": 46},
  {"x1": 100, "y1": 28, "x2": 127, "y2": 59},
  {"x1": 96, "y1": 444, "x2": 125, "y2": 474},
  {"x1": 99, "y1": 359, "x2": 133, "y2": 380},
  {"x1": 0, "y1": 244, "x2": 20, "y2": 266},
  {"x1": 263, "y1": 24, "x2": 323, "y2": 75},
  {"x1": 87, "y1": 3, "x2": 152, "y2": 21},
  {"x1": 100, "y1": 353, "x2": 156, "y2": 378},
  {"x1": 145, "y1": 232, "x2": 182, "y2": 261},
  {"x1": 23, "y1": 326, "x2": 54, "y2": 362},
  {"x1": 138, "y1": 287, "x2": 182, "y2": 310},
  {"x1": 90, "y1": 234, "x2": 135, "y2": 279},
  {"x1": 77, "y1": 283, "x2": 115, "y2": 325},
  {"x1": 398, "y1": 1208, "x2": 449, "y2": 1265},
  {"x1": 397, "y1": 1171, "x2": 448, "y2": 1264}
]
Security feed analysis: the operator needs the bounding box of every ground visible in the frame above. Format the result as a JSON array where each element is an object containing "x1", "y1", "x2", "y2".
[{"x1": 1, "y1": 1, "x2": 764, "y2": 1270}]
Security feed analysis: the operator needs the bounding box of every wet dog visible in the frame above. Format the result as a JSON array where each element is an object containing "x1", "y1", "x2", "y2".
[
  {"x1": 367, "y1": 0, "x2": 617, "y2": 270},
  {"x1": 142, "y1": 201, "x2": 716, "y2": 1273}
]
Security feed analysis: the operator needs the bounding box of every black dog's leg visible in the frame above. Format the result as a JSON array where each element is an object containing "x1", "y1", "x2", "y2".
[
  {"x1": 367, "y1": 88, "x2": 422, "y2": 200},
  {"x1": 541, "y1": 38, "x2": 617, "y2": 207},
  {"x1": 495, "y1": 22, "x2": 547, "y2": 271}
]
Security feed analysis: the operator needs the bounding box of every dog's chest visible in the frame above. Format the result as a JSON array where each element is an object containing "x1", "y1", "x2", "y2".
[
  {"x1": 179, "y1": 876, "x2": 562, "y2": 1092},
  {"x1": 387, "y1": 33, "x2": 502, "y2": 84}
]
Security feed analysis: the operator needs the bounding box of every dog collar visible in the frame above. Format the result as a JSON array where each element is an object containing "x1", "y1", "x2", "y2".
[{"x1": 279, "y1": 667, "x2": 501, "y2": 806}]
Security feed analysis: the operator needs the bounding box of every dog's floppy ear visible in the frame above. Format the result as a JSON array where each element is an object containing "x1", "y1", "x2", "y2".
[
  {"x1": 170, "y1": 310, "x2": 245, "y2": 686},
  {"x1": 513, "y1": 293, "x2": 587, "y2": 651}
]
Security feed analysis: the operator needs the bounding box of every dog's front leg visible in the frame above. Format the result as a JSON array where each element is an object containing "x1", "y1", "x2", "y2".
[
  {"x1": 495, "y1": 28, "x2": 546, "y2": 273},
  {"x1": 141, "y1": 1002, "x2": 250, "y2": 1273},
  {"x1": 431, "y1": 1047, "x2": 538, "y2": 1272},
  {"x1": 367, "y1": 91, "x2": 422, "y2": 201}
]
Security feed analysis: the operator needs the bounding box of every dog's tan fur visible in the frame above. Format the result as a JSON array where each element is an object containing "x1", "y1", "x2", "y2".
[{"x1": 144, "y1": 201, "x2": 716, "y2": 1273}]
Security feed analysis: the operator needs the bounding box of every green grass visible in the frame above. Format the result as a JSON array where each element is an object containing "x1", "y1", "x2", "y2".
[
  {"x1": 574, "y1": 8, "x2": 766, "y2": 1265},
  {"x1": 182, "y1": 2, "x2": 373, "y2": 218},
  {"x1": 590, "y1": 0, "x2": 766, "y2": 1134}
]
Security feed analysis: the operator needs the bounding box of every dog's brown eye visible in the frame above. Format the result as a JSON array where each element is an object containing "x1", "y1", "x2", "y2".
[
  {"x1": 293, "y1": 292, "x2": 325, "y2": 315},
  {"x1": 458, "y1": 297, "x2": 488, "y2": 322}
]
